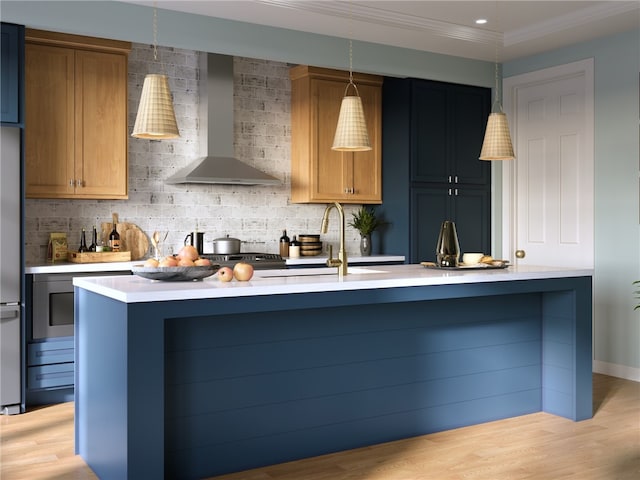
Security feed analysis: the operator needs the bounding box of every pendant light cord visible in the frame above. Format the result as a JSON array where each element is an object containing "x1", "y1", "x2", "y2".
[
  {"x1": 349, "y1": 38, "x2": 354, "y2": 86},
  {"x1": 493, "y1": 1, "x2": 502, "y2": 113},
  {"x1": 151, "y1": 2, "x2": 167, "y2": 75},
  {"x1": 493, "y1": 37, "x2": 500, "y2": 112},
  {"x1": 153, "y1": 5, "x2": 158, "y2": 62},
  {"x1": 345, "y1": 6, "x2": 359, "y2": 96},
  {"x1": 348, "y1": 6, "x2": 355, "y2": 89}
]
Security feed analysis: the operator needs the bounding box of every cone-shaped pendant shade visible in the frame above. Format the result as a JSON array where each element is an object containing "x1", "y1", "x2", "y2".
[
  {"x1": 132, "y1": 74, "x2": 180, "y2": 139},
  {"x1": 332, "y1": 95, "x2": 371, "y2": 151},
  {"x1": 479, "y1": 112, "x2": 515, "y2": 160}
]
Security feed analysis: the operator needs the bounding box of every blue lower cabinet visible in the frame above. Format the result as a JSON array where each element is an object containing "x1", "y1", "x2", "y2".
[
  {"x1": 28, "y1": 363, "x2": 74, "y2": 389},
  {"x1": 27, "y1": 338, "x2": 74, "y2": 401},
  {"x1": 28, "y1": 338, "x2": 74, "y2": 366}
]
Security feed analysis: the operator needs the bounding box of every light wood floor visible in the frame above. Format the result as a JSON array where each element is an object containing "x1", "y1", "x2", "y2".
[{"x1": 1, "y1": 373, "x2": 638, "y2": 480}]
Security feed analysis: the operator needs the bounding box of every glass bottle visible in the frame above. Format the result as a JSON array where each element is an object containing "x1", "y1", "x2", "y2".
[
  {"x1": 109, "y1": 221, "x2": 121, "y2": 252},
  {"x1": 279, "y1": 229, "x2": 290, "y2": 258},
  {"x1": 88, "y1": 226, "x2": 97, "y2": 252},
  {"x1": 78, "y1": 228, "x2": 88, "y2": 252}
]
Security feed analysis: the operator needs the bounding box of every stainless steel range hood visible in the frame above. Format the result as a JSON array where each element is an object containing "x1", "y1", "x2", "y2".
[{"x1": 166, "y1": 54, "x2": 280, "y2": 186}]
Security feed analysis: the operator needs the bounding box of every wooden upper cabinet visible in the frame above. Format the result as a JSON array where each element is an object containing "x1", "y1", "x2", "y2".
[
  {"x1": 25, "y1": 29, "x2": 131, "y2": 199},
  {"x1": 290, "y1": 65, "x2": 383, "y2": 204}
]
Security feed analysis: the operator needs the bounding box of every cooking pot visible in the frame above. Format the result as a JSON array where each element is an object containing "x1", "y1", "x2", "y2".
[{"x1": 212, "y1": 235, "x2": 242, "y2": 254}]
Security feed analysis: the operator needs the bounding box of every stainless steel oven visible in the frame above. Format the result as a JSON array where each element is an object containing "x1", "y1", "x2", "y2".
[
  {"x1": 31, "y1": 274, "x2": 75, "y2": 339},
  {"x1": 31, "y1": 271, "x2": 129, "y2": 340}
]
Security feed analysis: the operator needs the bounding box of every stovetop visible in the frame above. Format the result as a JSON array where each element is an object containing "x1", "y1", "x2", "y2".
[{"x1": 200, "y1": 252, "x2": 286, "y2": 270}]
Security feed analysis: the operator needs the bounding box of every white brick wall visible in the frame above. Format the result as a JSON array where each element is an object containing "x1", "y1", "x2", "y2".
[{"x1": 25, "y1": 44, "x2": 365, "y2": 263}]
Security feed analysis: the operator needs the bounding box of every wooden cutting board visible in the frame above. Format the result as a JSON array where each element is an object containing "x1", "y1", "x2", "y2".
[{"x1": 101, "y1": 213, "x2": 149, "y2": 261}]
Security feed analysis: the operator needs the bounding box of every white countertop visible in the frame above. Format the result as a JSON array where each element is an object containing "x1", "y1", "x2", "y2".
[
  {"x1": 73, "y1": 264, "x2": 593, "y2": 304},
  {"x1": 26, "y1": 261, "x2": 140, "y2": 274},
  {"x1": 26, "y1": 255, "x2": 405, "y2": 274},
  {"x1": 285, "y1": 255, "x2": 404, "y2": 266}
]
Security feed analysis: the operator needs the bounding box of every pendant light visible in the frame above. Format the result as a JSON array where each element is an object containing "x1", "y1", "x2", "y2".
[
  {"x1": 332, "y1": 32, "x2": 371, "y2": 151},
  {"x1": 132, "y1": 5, "x2": 180, "y2": 139},
  {"x1": 479, "y1": 10, "x2": 514, "y2": 161}
]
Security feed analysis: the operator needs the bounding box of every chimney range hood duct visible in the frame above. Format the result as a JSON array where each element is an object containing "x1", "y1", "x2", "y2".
[{"x1": 165, "y1": 54, "x2": 281, "y2": 186}]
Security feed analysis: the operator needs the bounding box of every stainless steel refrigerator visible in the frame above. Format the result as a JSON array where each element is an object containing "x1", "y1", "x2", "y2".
[{"x1": 1, "y1": 126, "x2": 23, "y2": 414}]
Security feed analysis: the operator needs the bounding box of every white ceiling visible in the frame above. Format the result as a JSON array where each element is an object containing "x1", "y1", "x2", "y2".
[{"x1": 121, "y1": 1, "x2": 639, "y2": 61}]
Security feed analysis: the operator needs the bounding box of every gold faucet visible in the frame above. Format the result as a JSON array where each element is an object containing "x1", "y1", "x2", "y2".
[{"x1": 321, "y1": 202, "x2": 348, "y2": 278}]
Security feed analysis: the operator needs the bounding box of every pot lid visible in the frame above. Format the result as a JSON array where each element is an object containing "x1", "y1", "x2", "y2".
[{"x1": 213, "y1": 235, "x2": 241, "y2": 242}]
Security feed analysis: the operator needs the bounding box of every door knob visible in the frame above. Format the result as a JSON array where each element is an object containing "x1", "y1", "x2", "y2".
[{"x1": 515, "y1": 250, "x2": 526, "y2": 259}]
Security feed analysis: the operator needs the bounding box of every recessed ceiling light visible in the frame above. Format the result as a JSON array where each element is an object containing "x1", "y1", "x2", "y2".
[{"x1": 475, "y1": 18, "x2": 488, "y2": 25}]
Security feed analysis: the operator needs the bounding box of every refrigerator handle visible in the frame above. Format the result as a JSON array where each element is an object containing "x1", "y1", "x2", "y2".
[{"x1": 1, "y1": 309, "x2": 20, "y2": 320}]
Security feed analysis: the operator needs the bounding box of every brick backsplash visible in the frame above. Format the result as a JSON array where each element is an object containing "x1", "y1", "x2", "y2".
[{"x1": 25, "y1": 44, "x2": 365, "y2": 263}]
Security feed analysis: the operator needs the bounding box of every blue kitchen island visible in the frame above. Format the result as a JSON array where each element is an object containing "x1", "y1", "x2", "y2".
[{"x1": 73, "y1": 264, "x2": 593, "y2": 479}]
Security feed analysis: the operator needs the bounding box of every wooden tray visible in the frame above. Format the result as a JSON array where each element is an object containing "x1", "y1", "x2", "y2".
[
  {"x1": 420, "y1": 261, "x2": 509, "y2": 270},
  {"x1": 68, "y1": 251, "x2": 131, "y2": 263}
]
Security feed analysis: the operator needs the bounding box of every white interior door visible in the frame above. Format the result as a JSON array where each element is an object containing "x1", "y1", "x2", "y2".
[{"x1": 502, "y1": 59, "x2": 594, "y2": 268}]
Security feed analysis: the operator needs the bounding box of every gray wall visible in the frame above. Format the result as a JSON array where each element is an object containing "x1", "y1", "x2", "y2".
[
  {"x1": 505, "y1": 28, "x2": 640, "y2": 379},
  {"x1": 4, "y1": 1, "x2": 639, "y2": 378}
]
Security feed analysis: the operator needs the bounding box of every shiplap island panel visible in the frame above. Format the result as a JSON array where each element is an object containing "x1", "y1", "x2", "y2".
[{"x1": 73, "y1": 264, "x2": 593, "y2": 479}]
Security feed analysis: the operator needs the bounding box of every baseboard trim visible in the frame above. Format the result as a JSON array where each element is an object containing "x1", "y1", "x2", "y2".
[{"x1": 593, "y1": 360, "x2": 640, "y2": 382}]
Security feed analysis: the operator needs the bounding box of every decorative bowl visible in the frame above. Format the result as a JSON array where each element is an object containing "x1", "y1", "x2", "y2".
[{"x1": 131, "y1": 264, "x2": 219, "y2": 281}]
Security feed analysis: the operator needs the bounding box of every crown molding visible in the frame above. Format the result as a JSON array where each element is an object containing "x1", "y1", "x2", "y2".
[
  {"x1": 505, "y1": 1, "x2": 639, "y2": 46},
  {"x1": 257, "y1": 0, "x2": 500, "y2": 46}
]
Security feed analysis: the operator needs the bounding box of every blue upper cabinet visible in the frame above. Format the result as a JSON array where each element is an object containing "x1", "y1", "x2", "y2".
[
  {"x1": 410, "y1": 79, "x2": 491, "y2": 186},
  {"x1": 1, "y1": 23, "x2": 24, "y2": 125}
]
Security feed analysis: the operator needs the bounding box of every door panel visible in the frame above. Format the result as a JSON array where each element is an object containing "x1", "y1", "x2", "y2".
[
  {"x1": 452, "y1": 188, "x2": 491, "y2": 255},
  {"x1": 313, "y1": 78, "x2": 345, "y2": 199},
  {"x1": 503, "y1": 60, "x2": 594, "y2": 268},
  {"x1": 411, "y1": 82, "x2": 448, "y2": 183},
  {"x1": 25, "y1": 43, "x2": 75, "y2": 196},
  {"x1": 411, "y1": 186, "x2": 449, "y2": 263},
  {"x1": 76, "y1": 50, "x2": 128, "y2": 196},
  {"x1": 451, "y1": 87, "x2": 491, "y2": 185},
  {"x1": 0, "y1": 127, "x2": 21, "y2": 303}
]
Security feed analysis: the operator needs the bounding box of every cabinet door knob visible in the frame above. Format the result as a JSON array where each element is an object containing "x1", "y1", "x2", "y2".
[
  {"x1": 69, "y1": 179, "x2": 74, "y2": 187},
  {"x1": 448, "y1": 188, "x2": 452, "y2": 196},
  {"x1": 515, "y1": 250, "x2": 526, "y2": 259},
  {"x1": 448, "y1": 175, "x2": 452, "y2": 183}
]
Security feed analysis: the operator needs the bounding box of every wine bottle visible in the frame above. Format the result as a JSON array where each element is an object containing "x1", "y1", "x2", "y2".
[
  {"x1": 279, "y1": 229, "x2": 290, "y2": 258},
  {"x1": 109, "y1": 220, "x2": 121, "y2": 252},
  {"x1": 78, "y1": 228, "x2": 88, "y2": 252},
  {"x1": 88, "y1": 226, "x2": 97, "y2": 252}
]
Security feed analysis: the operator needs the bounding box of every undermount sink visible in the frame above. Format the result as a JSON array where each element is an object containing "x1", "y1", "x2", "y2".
[
  {"x1": 345, "y1": 267, "x2": 388, "y2": 275},
  {"x1": 255, "y1": 266, "x2": 388, "y2": 278}
]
